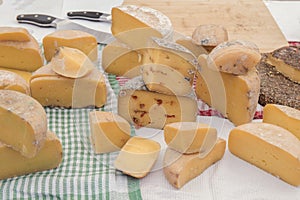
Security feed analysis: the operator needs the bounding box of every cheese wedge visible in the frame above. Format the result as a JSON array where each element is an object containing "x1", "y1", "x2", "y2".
[
  {"x1": 229, "y1": 122, "x2": 300, "y2": 186},
  {"x1": 263, "y1": 104, "x2": 300, "y2": 141},
  {"x1": 0, "y1": 90, "x2": 47, "y2": 158},
  {"x1": 89, "y1": 111, "x2": 131, "y2": 154},
  {"x1": 0, "y1": 67, "x2": 32, "y2": 83},
  {"x1": 0, "y1": 27, "x2": 31, "y2": 41},
  {"x1": 0, "y1": 131, "x2": 62, "y2": 180},
  {"x1": 176, "y1": 37, "x2": 208, "y2": 58},
  {"x1": 163, "y1": 139, "x2": 226, "y2": 189},
  {"x1": 0, "y1": 70, "x2": 30, "y2": 94},
  {"x1": 114, "y1": 136, "x2": 161, "y2": 178},
  {"x1": 43, "y1": 30, "x2": 98, "y2": 62}
]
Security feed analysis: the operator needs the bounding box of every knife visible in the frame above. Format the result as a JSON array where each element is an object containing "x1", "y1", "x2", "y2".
[
  {"x1": 16, "y1": 14, "x2": 114, "y2": 44},
  {"x1": 67, "y1": 11, "x2": 111, "y2": 22}
]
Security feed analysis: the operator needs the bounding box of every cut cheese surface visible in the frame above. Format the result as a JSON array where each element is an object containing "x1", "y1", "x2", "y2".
[
  {"x1": 0, "y1": 27, "x2": 31, "y2": 41},
  {"x1": 89, "y1": 111, "x2": 131, "y2": 154},
  {"x1": 0, "y1": 70, "x2": 30, "y2": 95},
  {"x1": 229, "y1": 122, "x2": 300, "y2": 186},
  {"x1": 0, "y1": 67, "x2": 32, "y2": 83},
  {"x1": 192, "y1": 24, "x2": 228, "y2": 47},
  {"x1": 263, "y1": 104, "x2": 300, "y2": 140},
  {"x1": 0, "y1": 131, "x2": 62, "y2": 180},
  {"x1": 0, "y1": 90, "x2": 47, "y2": 158},
  {"x1": 114, "y1": 136, "x2": 161, "y2": 178}
]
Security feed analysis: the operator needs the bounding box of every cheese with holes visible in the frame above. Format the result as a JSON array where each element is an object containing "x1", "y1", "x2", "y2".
[
  {"x1": 0, "y1": 131, "x2": 62, "y2": 180},
  {"x1": 89, "y1": 111, "x2": 131, "y2": 154},
  {"x1": 263, "y1": 104, "x2": 300, "y2": 141},
  {"x1": 43, "y1": 30, "x2": 98, "y2": 62},
  {"x1": 195, "y1": 55, "x2": 260, "y2": 126},
  {"x1": 30, "y1": 64, "x2": 106, "y2": 108},
  {"x1": 0, "y1": 27, "x2": 31, "y2": 41},
  {"x1": 229, "y1": 122, "x2": 300, "y2": 186},
  {"x1": 0, "y1": 70, "x2": 30, "y2": 94},
  {"x1": 176, "y1": 37, "x2": 208, "y2": 58},
  {"x1": 163, "y1": 139, "x2": 226, "y2": 189},
  {"x1": 0, "y1": 67, "x2": 32, "y2": 83},
  {"x1": 0, "y1": 90, "x2": 47, "y2": 158},
  {"x1": 114, "y1": 136, "x2": 160, "y2": 178},
  {"x1": 164, "y1": 122, "x2": 217, "y2": 154}
]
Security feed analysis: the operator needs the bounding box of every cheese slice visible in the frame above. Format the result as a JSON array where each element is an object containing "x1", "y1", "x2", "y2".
[
  {"x1": 0, "y1": 70, "x2": 30, "y2": 94},
  {"x1": 229, "y1": 122, "x2": 300, "y2": 186},
  {"x1": 263, "y1": 104, "x2": 300, "y2": 140},
  {"x1": 0, "y1": 27, "x2": 31, "y2": 42},
  {"x1": 0, "y1": 131, "x2": 62, "y2": 180},
  {"x1": 114, "y1": 136, "x2": 161, "y2": 178},
  {"x1": 43, "y1": 30, "x2": 98, "y2": 62},
  {"x1": 163, "y1": 139, "x2": 226, "y2": 189},
  {"x1": 0, "y1": 67, "x2": 32, "y2": 83},
  {"x1": 89, "y1": 111, "x2": 131, "y2": 154},
  {"x1": 0, "y1": 90, "x2": 47, "y2": 158}
]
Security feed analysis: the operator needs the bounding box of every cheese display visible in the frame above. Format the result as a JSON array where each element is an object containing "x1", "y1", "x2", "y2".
[
  {"x1": 229, "y1": 122, "x2": 300, "y2": 186},
  {"x1": 163, "y1": 139, "x2": 226, "y2": 189},
  {"x1": 175, "y1": 37, "x2": 208, "y2": 57},
  {"x1": 0, "y1": 131, "x2": 62, "y2": 180},
  {"x1": 0, "y1": 67, "x2": 32, "y2": 83},
  {"x1": 114, "y1": 136, "x2": 160, "y2": 178},
  {"x1": 0, "y1": 90, "x2": 47, "y2": 158},
  {"x1": 263, "y1": 104, "x2": 300, "y2": 140},
  {"x1": 89, "y1": 111, "x2": 131, "y2": 154},
  {"x1": 43, "y1": 30, "x2": 98, "y2": 62},
  {"x1": 0, "y1": 70, "x2": 30, "y2": 95},
  {"x1": 0, "y1": 27, "x2": 30, "y2": 41}
]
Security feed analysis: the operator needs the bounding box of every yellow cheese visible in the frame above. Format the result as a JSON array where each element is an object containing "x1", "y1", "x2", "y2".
[
  {"x1": 0, "y1": 90, "x2": 47, "y2": 158},
  {"x1": 30, "y1": 64, "x2": 106, "y2": 108},
  {"x1": 43, "y1": 30, "x2": 98, "y2": 62},
  {"x1": 0, "y1": 131, "x2": 62, "y2": 180},
  {"x1": 164, "y1": 122, "x2": 217, "y2": 154},
  {"x1": 89, "y1": 111, "x2": 131, "y2": 154},
  {"x1": 195, "y1": 55, "x2": 260, "y2": 126},
  {"x1": 229, "y1": 122, "x2": 300, "y2": 186},
  {"x1": 0, "y1": 67, "x2": 32, "y2": 83},
  {"x1": 163, "y1": 139, "x2": 226, "y2": 189},
  {"x1": 0, "y1": 27, "x2": 31, "y2": 41},
  {"x1": 0, "y1": 70, "x2": 30, "y2": 95},
  {"x1": 263, "y1": 104, "x2": 300, "y2": 140},
  {"x1": 0, "y1": 34, "x2": 43, "y2": 71},
  {"x1": 175, "y1": 37, "x2": 208, "y2": 58},
  {"x1": 114, "y1": 136, "x2": 161, "y2": 178}
]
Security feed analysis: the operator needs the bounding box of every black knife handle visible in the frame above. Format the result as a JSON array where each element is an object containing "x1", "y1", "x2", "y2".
[
  {"x1": 16, "y1": 14, "x2": 57, "y2": 27},
  {"x1": 67, "y1": 11, "x2": 111, "y2": 22}
]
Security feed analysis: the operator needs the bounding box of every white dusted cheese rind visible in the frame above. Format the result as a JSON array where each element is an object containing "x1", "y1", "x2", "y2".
[{"x1": 0, "y1": 70, "x2": 30, "y2": 95}]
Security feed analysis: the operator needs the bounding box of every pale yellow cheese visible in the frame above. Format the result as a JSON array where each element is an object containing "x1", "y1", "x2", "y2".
[
  {"x1": 0, "y1": 27, "x2": 31, "y2": 41},
  {"x1": 175, "y1": 37, "x2": 208, "y2": 58},
  {"x1": 0, "y1": 90, "x2": 47, "y2": 158},
  {"x1": 89, "y1": 111, "x2": 131, "y2": 154},
  {"x1": 43, "y1": 30, "x2": 98, "y2": 62},
  {"x1": 0, "y1": 131, "x2": 62, "y2": 180},
  {"x1": 163, "y1": 139, "x2": 226, "y2": 189},
  {"x1": 0, "y1": 67, "x2": 32, "y2": 83},
  {"x1": 229, "y1": 122, "x2": 300, "y2": 186},
  {"x1": 263, "y1": 104, "x2": 300, "y2": 141},
  {"x1": 0, "y1": 70, "x2": 30, "y2": 95},
  {"x1": 114, "y1": 136, "x2": 161, "y2": 178}
]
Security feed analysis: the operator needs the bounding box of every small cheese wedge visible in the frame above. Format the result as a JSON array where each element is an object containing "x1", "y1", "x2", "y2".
[
  {"x1": 114, "y1": 136, "x2": 161, "y2": 178},
  {"x1": 89, "y1": 111, "x2": 131, "y2": 154},
  {"x1": 0, "y1": 90, "x2": 47, "y2": 158},
  {"x1": 0, "y1": 67, "x2": 32, "y2": 83},
  {"x1": 229, "y1": 122, "x2": 300, "y2": 186},
  {"x1": 0, "y1": 70, "x2": 30, "y2": 94},
  {"x1": 163, "y1": 139, "x2": 226, "y2": 189},
  {"x1": 0, "y1": 131, "x2": 62, "y2": 180},
  {"x1": 263, "y1": 104, "x2": 300, "y2": 140},
  {"x1": 176, "y1": 37, "x2": 208, "y2": 58},
  {"x1": 0, "y1": 27, "x2": 31, "y2": 41},
  {"x1": 43, "y1": 30, "x2": 98, "y2": 62}
]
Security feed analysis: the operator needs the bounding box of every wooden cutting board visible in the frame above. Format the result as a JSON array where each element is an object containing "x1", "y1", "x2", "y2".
[{"x1": 123, "y1": 0, "x2": 288, "y2": 53}]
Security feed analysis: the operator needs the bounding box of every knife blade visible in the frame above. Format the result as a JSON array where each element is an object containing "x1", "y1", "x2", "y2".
[
  {"x1": 16, "y1": 14, "x2": 114, "y2": 44},
  {"x1": 67, "y1": 11, "x2": 111, "y2": 22}
]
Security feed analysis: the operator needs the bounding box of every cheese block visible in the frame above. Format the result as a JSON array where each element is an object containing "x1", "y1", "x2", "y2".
[
  {"x1": 164, "y1": 122, "x2": 217, "y2": 154},
  {"x1": 263, "y1": 104, "x2": 300, "y2": 140},
  {"x1": 114, "y1": 136, "x2": 161, "y2": 178},
  {"x1": 0, "y1": 67, "x2": 32, "y2": 83},
  {"x1": 163, "y1": 139, "x2": 226, "y2": 189},
  {"x1": 229, "y1": 122, "x2": 300, "y2": 186},
  {"x1": 0, "y1": 27, "x2": 31, "y2": 41},
  {"x1": 43, "y1": 30, "x2": 98, "y2": 62},
  {"x1": 89, "y1": 111, "x2": 131, "y2": 154},
  {"x1": 195, "y1": 55, "x2": 260, "y2": 126},
  {"x1": 0, "y1": 90, "x2": 47, "y2": 158},
  {"x1": 0, "y1": 131, "x2": 62, "y2": 180},
  {"x1": 30, "y1": 64, "x2": 106, "y2": 108},
  {"x1": 176, "y1": 37, "x2": 208, "y2": 58},
  {"x1": 208, "y1": 40, "x2": 261, "y2": 75},
  {"x1": 0, "y1": 70, "x2": 30, "y2": 94},
  {"x1": 0, "y1": 34, "x2": 43, "y2": 71}
]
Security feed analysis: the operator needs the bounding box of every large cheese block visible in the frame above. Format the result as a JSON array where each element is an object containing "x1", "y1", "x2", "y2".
[
  {"x1": 163, "y1": 139, "x2": 226, "y2": 189},
  {"x1": 0, "y1": 67, "x2": 32, "y2": 83},
  {"x1": 263, "y1": 104, "x2": 300, "y2": 140},
  {"x1": 89, "y1": 111, "x2": 131, "y2": 154},
  {"x1": 229, "y1": 122, "x2": 300, "y2": 186},
  {"x1": 114, "y1": 136, "x2": 161, "y2": 178},
  {"x1": 0, "y1": 90, "x2": 47, "y2": 158},
  {"x1": 0, "y1": 131, "x2": 62, "y2": 180},
  {"x1": 0, "y1": 27, "x2": 31, "y2": 42},
  {"x1": 0, "y1": 70, "x2": 30, "y2": 95},
  {"x1": 195, "y1": 55, "x2": 260, "y2": 126},
  {"x1": 30, "y1": 64, "x2": 107, "y2": 108},
  {"x1": 43, "y1": 30, "x2": 98, "y2": 62}
]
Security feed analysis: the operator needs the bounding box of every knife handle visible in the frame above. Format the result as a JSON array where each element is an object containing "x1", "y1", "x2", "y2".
[
  {"x1": 67, "y1": 11, "x2": 111, "y2": 22},
  {"x1": 16, "y1": 14, "x2": 57, "y2": 27}
]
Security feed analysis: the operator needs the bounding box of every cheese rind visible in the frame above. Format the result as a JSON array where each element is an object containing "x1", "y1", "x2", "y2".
[
  {"x1": 228, "y1": 122, "x2": 300, "y2": 186},
  {"x1": 0, "y1": 27, "x2": 31, "y2": 41},
  {"x1": 0, "y1": 70, "x2": 30, "y2": 95},
  {"x1": 0, "y1": 67, "x2": 32, "y2": 83},
  {"x1": 176, "y1": 37, "x2": 208, "y2": 58}
]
